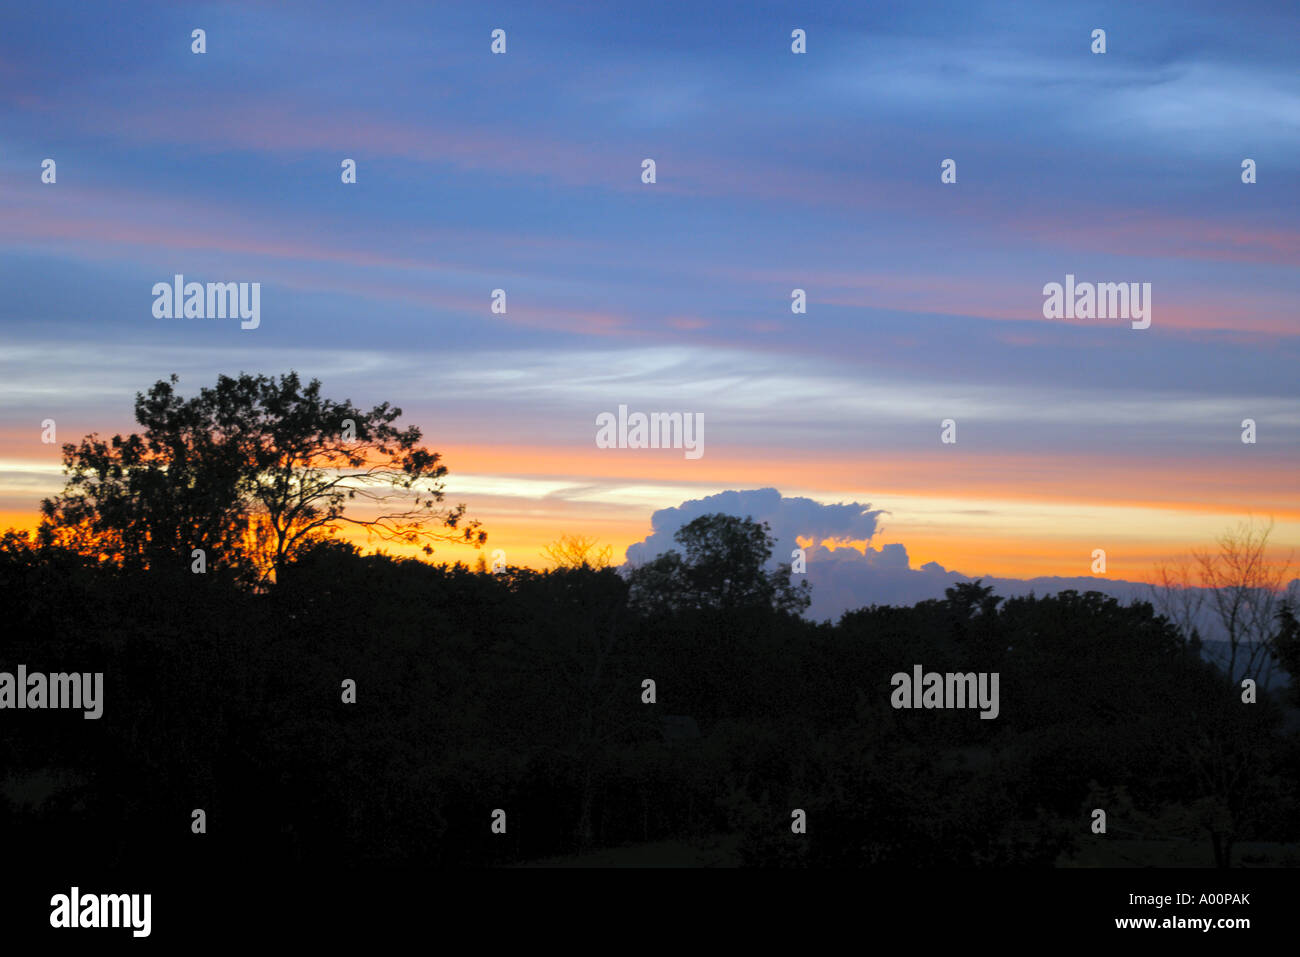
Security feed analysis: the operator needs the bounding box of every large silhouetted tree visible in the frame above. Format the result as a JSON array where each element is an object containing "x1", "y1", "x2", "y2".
[
  {"x1": 626, "y1": 513, "x2": 810, "y2": 615},
  {"x1": 39, "y1": 372, "x2": 484, "y2": 583}
]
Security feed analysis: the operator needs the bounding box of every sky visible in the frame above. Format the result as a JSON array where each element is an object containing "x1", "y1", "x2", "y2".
[{"x1": 0, "y1": 0, "x2": 1296, "y2": 599}]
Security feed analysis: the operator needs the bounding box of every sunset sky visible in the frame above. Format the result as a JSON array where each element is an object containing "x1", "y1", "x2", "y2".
[{"x1": 1, "y1": 0, "x2": 1296, "y2": 594}]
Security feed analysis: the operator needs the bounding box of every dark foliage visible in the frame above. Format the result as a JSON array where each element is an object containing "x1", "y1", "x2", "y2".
[{"x1": 3, "y1": 530, "x2": 1296, "y2": 869}]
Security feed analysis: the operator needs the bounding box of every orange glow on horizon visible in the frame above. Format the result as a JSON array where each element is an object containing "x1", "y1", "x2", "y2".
[{"x1": 2, "y1": 437, "x2": 1295, "y2": 587}]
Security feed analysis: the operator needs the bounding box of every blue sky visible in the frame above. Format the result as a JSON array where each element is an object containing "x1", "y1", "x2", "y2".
[{"x1": 1, "y1": 0, "x2": 1296, "y2": 583}]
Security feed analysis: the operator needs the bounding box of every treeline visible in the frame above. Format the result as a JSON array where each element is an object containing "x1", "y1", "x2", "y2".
[{"x1": 3, "y1": 521, "x2": 1297, "y2": 870}]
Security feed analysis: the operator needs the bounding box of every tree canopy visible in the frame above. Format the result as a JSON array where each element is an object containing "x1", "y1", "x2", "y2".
[
  {"x1": 627, "y1": 513, "x2": 810, "y2": 615},
  {"x1": 38, "y1": 372, "x2": 484, "y2": 584}
]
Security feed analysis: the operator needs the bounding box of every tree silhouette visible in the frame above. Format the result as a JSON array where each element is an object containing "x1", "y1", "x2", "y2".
[
  {"x1": 39, "y1": 372, "x2": 485, "y2": 584},
  {"x1": 5, "y1": 498, "x2": 1298, "y2": 868},
  {"x1": 1152, "y1": 518, "x2": 1297, "y2": 687},
  {"x1": 1192, "y1": 518, "x2": 1296, "y2": 687},
  {"x1": 542, "y1": 533, "x2": 613, "y2": 569},
  {"x1": 627, "y1": 513, "x2": 810, "y2": 615}
]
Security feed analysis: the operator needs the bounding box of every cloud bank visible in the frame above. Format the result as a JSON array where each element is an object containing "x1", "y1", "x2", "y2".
[{"x1": 623, "y1": 488, "x2": 1164, "y2": 622}]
